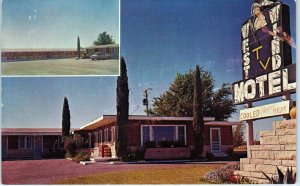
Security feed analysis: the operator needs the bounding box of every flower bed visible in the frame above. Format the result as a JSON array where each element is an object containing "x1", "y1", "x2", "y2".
[{"x1": 203, "y1": 163, "x2": 240, "y2": 183}]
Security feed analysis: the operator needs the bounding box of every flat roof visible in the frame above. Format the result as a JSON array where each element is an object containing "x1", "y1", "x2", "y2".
[
  {"x1": 85, "y1": 44, "x2": 119, "y2": 49},
  {"x1": 78, "y1": 115, "x2": 240, "y2": 131},
  {"x1": 2, "y1": 45, "x2": 119, "y2": 52},
  {"x1": 2, "y1": 128, "x2": 78, "y2": 136}
]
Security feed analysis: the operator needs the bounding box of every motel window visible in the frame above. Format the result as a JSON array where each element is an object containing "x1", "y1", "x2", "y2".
[
  {"x1": 43, "y1": 135, "x2": 60, "y2": 150},
  {"x1": 141, "y1": 125, "x2": 186, "y2": 147},
  {"x1": 19, "y1": 136, "x2": 25, "y2": 149},
  {"x1": 152, "y1": 126, "x2": 175, "y2": 142},
  {"x1": 178, "y1": 126, "x2": 185, "y2": 144},
  {"x1": 142, "y1": 126, "x2": 150, "y2": 145},
  {"x1": 19, "y1": 136, "x2": 33, "y2": 150},
  {"x1": 26, "y1": 136, "x2": 33, "y2": 149}
]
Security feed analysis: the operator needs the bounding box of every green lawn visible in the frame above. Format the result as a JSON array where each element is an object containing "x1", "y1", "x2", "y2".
[
  {"x1": 55, "y1": 164, "x2": 222, "y2": 184},
  {"x1": 1, "y1": 58, "x2": 119, "y2": 76}
]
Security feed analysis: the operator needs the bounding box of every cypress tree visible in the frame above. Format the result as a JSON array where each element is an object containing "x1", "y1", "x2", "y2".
[
  {"x1": 62, "y1": 97, "x2": 71, "y2": 137},
  {"x1": 193, "y1": 65, "x2": 204, "y2": 158},
  {"x1": 77, "y1": 36, "x2": 80, "y2": 59},
  {"x1": 116, "y1": 57, "x2": 129, "y2": 161}
]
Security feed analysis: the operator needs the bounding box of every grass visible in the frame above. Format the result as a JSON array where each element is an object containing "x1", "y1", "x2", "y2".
[
  {"x1": 55, "y1": 164, "x2": 222, "y2": 184},
  {"x1": 2, "y1": 58, "x2": 119, "y2": 76}
]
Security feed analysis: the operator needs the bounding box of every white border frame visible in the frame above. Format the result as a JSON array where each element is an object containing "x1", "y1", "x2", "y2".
[{"x1": 1, "y1": 0, "x2": 121, "y2": 77}]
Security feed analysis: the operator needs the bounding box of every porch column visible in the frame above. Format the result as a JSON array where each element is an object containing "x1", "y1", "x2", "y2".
[
  {"x1": 88, "y1": 133, "x2": 91, "y2": 148},
  {"x1": 246, "y1": 102, "x2": 254, "y2": 158}
]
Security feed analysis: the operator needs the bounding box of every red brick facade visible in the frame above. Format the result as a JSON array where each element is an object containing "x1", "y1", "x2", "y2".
[{"x1": 82, "y1": 118, "x2": 234, "y2": 158}]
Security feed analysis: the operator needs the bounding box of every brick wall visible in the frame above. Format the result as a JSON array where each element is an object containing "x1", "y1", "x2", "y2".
[
  {"x1": 2, "y1": 51, "x2": 83, "y2": 61},
  {"x1": 234, "y1": 119, "x2": 296, "y2": 184},
  {"x1": 144, "y1": 147, "x2": 191, "y2": 160}
]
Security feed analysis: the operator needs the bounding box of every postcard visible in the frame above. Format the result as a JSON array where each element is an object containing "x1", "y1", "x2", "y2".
[{"x1": 1, "y1": 0, "x2": 297, "y2": 184}]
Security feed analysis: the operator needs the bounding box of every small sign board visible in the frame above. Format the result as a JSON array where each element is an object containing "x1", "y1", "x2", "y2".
[{"x1": 239, "y1": 100, "x2": 290, "y2": 121}]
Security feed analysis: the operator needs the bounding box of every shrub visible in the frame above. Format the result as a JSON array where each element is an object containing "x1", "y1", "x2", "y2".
[
  {"x1": 262, "y1": 166, "x2": 296, "y2": 184},
  {"x1": 226, "y1": 147, "x2": 239, "y2": 161},
  {"x1": 203, "y1": 163, "x2": 240, "y2": 183},
  {"x1": 236, "y1": 176, "x2": 254, "y2": 184},
  {"x1": 145, "y1": 140, "x2": 186, "y2": 148},
  {"x1": 127, "y1": 148, "x2": 145, "y2": 161},
  {"x1": 54, "y1": 148, "x2": 66, "y2": 158},
  {"x1": 144, "y1": 141, "x2": 156, "y2": 148},
  {"x1": 157, "y1": 140, "x2": 185, "y2": 148},
  {"x1": 127, "y1": 152, "x2": 137, "y2": 161},
  {"x1": 206, "y1": 152, "x2": 214, "y2": 161},
  {"x1": 72, "y1": 134, "x2": 85, "y2": 149},
  {"x1": 64, "y1": 134, "x2": 86, "y2": 158},
  {"x1": 41, "y1": 151, "x2": 50, "y2": 158},
  {"x1": 173, "y1": 140, "x2": 185, "y2": 147},
  {"x1": 64, "y1": 137, "x2": 77, "y2": 157},
  {"x1": 158, "y1": 140, "x2": 172, "y2": 147},
  {"x1": 73, "y1": 150, "x2": 91, "y2": 163},
  {"x1": 42, "y1": 148, "x2": 66, "y2": 159}
]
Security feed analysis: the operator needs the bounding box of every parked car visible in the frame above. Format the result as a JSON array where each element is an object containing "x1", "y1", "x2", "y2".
[{"x1": 90, "y1": 52, "x2": 111, "y2": 60}]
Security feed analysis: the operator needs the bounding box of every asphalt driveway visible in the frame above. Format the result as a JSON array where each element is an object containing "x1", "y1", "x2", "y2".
[
  {"x1": 1, "y1": 159, "x2": 225, "y2": 184},
  {"x1": 2, "y1": 58, "x2": 119, "y2": 76}
]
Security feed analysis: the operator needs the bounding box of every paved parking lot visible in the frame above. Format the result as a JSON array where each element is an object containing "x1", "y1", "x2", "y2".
[
  {"x1": 2, "y1": 58, "x2": 119, "y2": 76},
  {"x1": 1, "y1": 159, "x2": 224, "y2": 184}
]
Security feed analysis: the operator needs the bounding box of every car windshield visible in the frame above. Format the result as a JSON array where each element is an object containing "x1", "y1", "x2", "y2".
[{"x1": 94, "y1": 52, "x2": 102, "y2": 55}]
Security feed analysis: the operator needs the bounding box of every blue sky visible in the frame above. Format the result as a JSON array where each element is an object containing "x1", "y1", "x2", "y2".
[
  {"x1": 2, "y1": 0, "x2": 119, "y2": 48},
  {"x1": 1, "y1": 0, "x2": 297, "y2": 140}
]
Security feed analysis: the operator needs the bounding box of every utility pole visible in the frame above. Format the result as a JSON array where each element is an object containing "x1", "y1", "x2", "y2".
[{"x1": 143, "y1": 88, "x2": 152, "y2": 116}]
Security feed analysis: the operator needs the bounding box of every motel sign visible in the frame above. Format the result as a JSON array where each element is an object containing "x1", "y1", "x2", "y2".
[
  {"x1": 231, "y1": 0, "x2": 296, "y2": 159},
  {"x1": 232, "y1": 0, "x2": 296, "y2": 106}
]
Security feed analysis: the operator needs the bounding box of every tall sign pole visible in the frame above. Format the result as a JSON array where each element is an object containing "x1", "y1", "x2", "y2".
[{"x1": 246, "y1": 102, "x2": 254, "y2": 157}]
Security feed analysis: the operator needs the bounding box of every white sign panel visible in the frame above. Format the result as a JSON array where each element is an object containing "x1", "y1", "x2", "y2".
[{"x1": 240, "y1": 100, "x2": 290, "y2": 121}]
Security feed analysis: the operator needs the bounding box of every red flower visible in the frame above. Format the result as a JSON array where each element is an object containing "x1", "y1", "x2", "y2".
[{"x1": 228, "y1": 175, "x2": 238, "y2": 183}]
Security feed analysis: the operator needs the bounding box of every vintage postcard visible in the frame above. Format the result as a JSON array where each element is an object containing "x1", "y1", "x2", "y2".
[
  {"x1": 1, "y1": 0, "x2": 297, "y2": 184},
  {"x1": 1, "y1": 0, "x2": 120, "y2": 76}
]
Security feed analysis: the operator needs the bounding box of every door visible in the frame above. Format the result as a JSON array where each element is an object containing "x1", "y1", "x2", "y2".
[{"x1": 210, "y1": 128, "x2": 221, "y2": 153}]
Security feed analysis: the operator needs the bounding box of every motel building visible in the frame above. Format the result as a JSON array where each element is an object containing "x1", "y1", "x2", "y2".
[
  {"x1": 1, "y1": 44, "x2": 119, "y2": 62},
  {"x1": 75, "y1": 115, "x2": 240, "y2": 160},
  {"x1": 1, "y1": 116, "x2": 240, "y2": 160},
  {"x1": 1, "y1": 128, "x2": 66, "y2": 159},
  {"x1": 85, "y1": 44, "x2": 119, "y2": 59}
]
